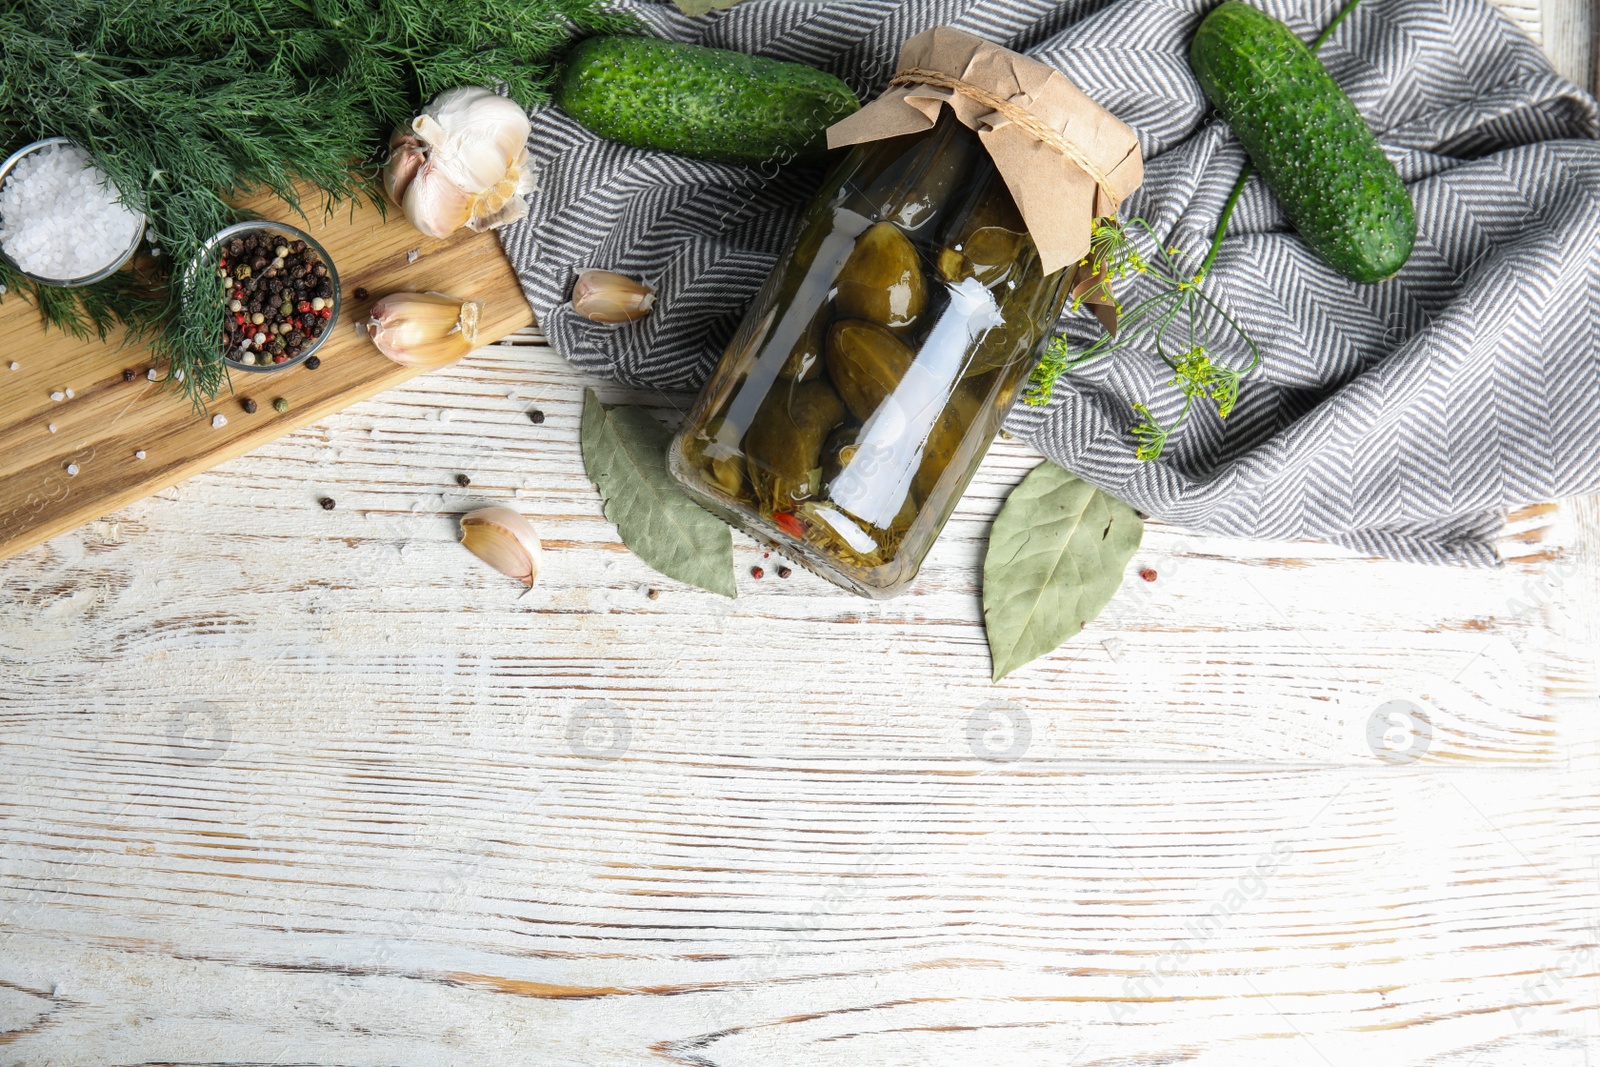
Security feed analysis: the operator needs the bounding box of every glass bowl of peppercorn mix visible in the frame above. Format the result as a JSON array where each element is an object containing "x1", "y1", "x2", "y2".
[{"x1": 203, "y1": 220, "x2": 340, "y2": 373}]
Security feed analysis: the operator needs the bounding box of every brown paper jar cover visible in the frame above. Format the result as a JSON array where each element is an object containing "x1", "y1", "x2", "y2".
[{"x1": 827, "y1": 25, "x2": 1144, "y2": 274}]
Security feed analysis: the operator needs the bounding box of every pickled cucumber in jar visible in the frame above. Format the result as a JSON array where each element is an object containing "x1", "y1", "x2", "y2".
[
  {"x1": 744, "y1": 379, "x2": 848, "y2": 512},
  {"x1": 936, "y1": 160, "x2": 1030, "y2": 288},
  {"x1": 834, "y1": 222, "x2": 927, "y2": 333},
  {"x1": 849, "y1": 108, "x2": 978, "y2": 237}
]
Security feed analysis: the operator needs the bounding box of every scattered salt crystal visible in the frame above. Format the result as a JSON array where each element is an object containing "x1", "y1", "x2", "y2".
[
  {"x1": 49, "y1": 390, "x2": 63, "y2": 401},
  {"x1": 406, "y1": 249, "x2": 419, "y2": 264},
  {"x1": 211, "y1": 414, "x2": 227, "y2": 429},
  {"x1": 0, "y1": 143, "x2": 143, "y2": 280},
  {"x1": 47, "y1": 423, "x2": 56, "y2": 433},
  {"x1": 63, "y1": 387, "x2": 73, "y2": 398},
  {"x1": 146, "y1": 368, "x2": 158, "y2": 381},
  {"x1": 65, "y1": 463, "x2": 78, "y2": 476},
  {"x1": 173, "y1": 368, "x2": 184, "y2": 382},
  {"x1": 8, "y1": 361, "x2": 17, "y2": 370},
  {"x1": 134, "y1": 450, "x2": 146, "y2": 460}
]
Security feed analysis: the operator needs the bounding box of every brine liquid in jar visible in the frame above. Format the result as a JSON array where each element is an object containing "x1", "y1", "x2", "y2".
[{"x1": 668, "y1": 109, "x2": 1073, "y2": 598}]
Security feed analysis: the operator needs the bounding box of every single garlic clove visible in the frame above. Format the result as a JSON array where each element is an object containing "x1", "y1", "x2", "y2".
[
  {"x1": 383, "y1": 129, "x2": 428, "y2": 206},
  {"x1": 366, "y1": 292, "x2": 484, "y2": 368},
  {"x1": 401, "y1": 160, "x2": 477, "y2": 239},
  {"x1": 460, "y1": 506, "x2": 543, "y2": 587},
  {"x1": 571, "y1": 270, "x2": 656, "y2": 324}
]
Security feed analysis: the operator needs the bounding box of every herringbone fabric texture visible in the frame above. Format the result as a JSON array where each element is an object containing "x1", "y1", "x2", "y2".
[{"x1": 496, "y1": 0, "x2": 1600, "y2": 565}]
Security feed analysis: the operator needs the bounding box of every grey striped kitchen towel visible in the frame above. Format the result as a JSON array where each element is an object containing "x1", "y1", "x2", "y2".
[{"x1": 496, "y1": 0, "x2": 1600, "y2": 566}]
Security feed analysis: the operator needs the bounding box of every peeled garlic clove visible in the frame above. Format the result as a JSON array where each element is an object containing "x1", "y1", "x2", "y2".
[
  {"x1": 461, "y1": 506, "x2": 543, "y2": 587},
  {"x1": 383, "y1": 129, "x2": 428, "y2": 206},
  {"x1": 401, "y1": 160, "x2": 477, "y2": 239},
  {"x1": 571, "y1": 270, "x2": 656, "y2": 324},
  {"x1": 367, "y1": 292, "x2": 483, "y2": 368}
]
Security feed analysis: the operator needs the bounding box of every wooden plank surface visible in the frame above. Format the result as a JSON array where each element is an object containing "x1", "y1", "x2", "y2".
[
  {"x1": 0, "y1": 189, "x2": 532, "y2": 563},
  {"x1": 1, "y1": 4, "x2": 1596, "y2": 1065},
  {"x1": 1541, "y1": 0, "x2": 1595, "y2": 89},
  {"x1": 2, "y1": 334, "x2": 1596, "y2": 1065}
]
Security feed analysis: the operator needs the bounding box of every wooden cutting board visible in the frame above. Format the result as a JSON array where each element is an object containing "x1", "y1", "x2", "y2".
[{"x1": 0, "y1": 188, "x2": 532, "y2": 561}]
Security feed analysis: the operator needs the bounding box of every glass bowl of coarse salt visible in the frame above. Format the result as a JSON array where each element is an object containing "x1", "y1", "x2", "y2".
[{"x1": 0, "y1": 137, "x2": 146, "y2": 287}]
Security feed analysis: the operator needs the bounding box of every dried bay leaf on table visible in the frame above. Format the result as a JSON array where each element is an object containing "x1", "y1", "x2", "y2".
[
  {"x1": 671, "y1": 0, "x2": 742, "y2": 14},
  {"x1": 983, "y1": 462, "x2": 1144, "y2": 681},
  {"x1": 580, "y1": 388, "x2": 737, "y2": 598}
]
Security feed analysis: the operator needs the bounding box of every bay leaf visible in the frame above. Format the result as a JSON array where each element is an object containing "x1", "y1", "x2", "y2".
[
  {"x1": 671, "y1": 0, "x2": 741, "y2": 14},
  {"x1": 983, "y1": 463, "x2": 1143, "y2": 681},
  {"x1": 580, "y1": 388, "x2": 736, "y2": 598}
]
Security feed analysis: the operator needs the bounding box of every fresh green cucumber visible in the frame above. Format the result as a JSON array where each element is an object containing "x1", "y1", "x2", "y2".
[
  {"x1": 554, "y1": 36, "x2": 860, "y2": 166},
  {"x1": 1190, "y1": 2, "x2": 1415, "y2": 282}
]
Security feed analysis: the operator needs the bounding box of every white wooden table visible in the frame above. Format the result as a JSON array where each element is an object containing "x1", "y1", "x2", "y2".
[{"x1": 2, "y1": 8, "x2": 1596, "y2": 1064}]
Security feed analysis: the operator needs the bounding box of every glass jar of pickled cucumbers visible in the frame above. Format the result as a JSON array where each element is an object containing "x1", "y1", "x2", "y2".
[{"x1": 667, "y1": 110, "x2": 1075, "y2": 598}]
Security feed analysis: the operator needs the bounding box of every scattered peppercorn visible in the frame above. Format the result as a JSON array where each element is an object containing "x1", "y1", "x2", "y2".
[
  {"x1": 318, "y1": 497, "x2": 336, "y2": 511},
  {"x1": 1140, "y1": 568, "x2": 1158, "y2": 582},
  {"x1": 456, "y1": 474, "x2": 471, "y2": 487},
  {"x1": 527, "y1": 410, "x2": 545, "y2": 425},
  {"x1": 646, "y1": 588, "x2": 660, "y2": 600},
  {"x1": 304, "y1": 355, "x2": 321, "y2": 370},
  {"x1": 778, "y1": 566, "x2": 792, "y2": 578},
  {"x1": 273, "y1": 397, "x2": 288, "y2": 413},
  {"x1": 241, "y1": 397, "x2": 258, "y2": 414},
  {"x1": 353, "y1": 287, "x2": 368, "y2": 301},
  {"x1": 751, "y1": 566, "x2": 764, "y2": 579},
  {"x1": 122, "y1": 368, "x2": 136, "y2": 382}
]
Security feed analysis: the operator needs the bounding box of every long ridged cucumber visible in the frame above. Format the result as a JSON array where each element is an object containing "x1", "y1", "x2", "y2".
[
  {"x1": 554, "y1": 36, "x2": 860, "y2": 166},
  {"x1": 1190, "y1": 2, "x2": 1415, "y2": 282}
]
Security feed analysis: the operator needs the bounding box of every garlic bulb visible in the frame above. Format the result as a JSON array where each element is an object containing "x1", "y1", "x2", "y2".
[
  {"x1": 383, "y1": 86, "x2": 537, "y2": 239},
  {"x1": 461, "y1": 507, "x2": 544, "y2": 587},
  {"x1": 571, "y1": 270, "x2": 656, "y2": 323},
  {"x1": 366, "y1": 292, "x2": 483, "y2": 368}
]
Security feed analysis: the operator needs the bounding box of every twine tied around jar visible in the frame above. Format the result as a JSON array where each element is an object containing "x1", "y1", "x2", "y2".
[{"x1": 888, "y1": 66, "x2": 1123, "y2": 215}]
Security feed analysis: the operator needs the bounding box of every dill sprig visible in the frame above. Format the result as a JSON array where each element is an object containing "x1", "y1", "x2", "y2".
[
  {"x1": 0, "y1": 0, "x2": 632, "y2": 409},
  {"x1": 1024, "y1": 216, "x2": 1261, "y2": 462}
]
